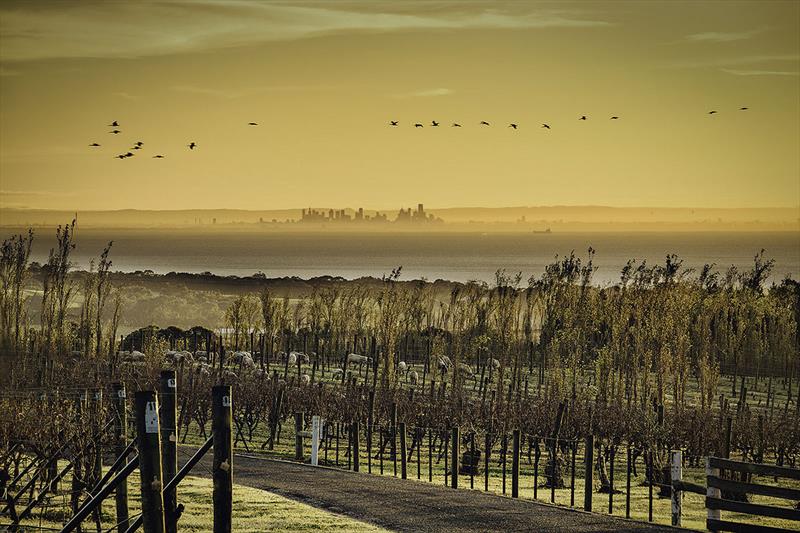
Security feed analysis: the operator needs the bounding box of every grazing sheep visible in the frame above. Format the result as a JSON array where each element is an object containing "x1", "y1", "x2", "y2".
[
  {"x1": 408, "y1": 370, "x2": 419, "y2": 385},
  {"x1": 331, "y1": 368, "x2": 344, "y2": 379},
  {"x1": 300, "y1": 374, "x2": 310, "y2": 385},
  {"x1": 347, "y1": 353, "x2": 371, "y2": 367},
  {"x1": 287, "y1": 352, "x2": 297, "y2": 366},
  {"x1": 241, "y1": 354, "x2": 256, "y2": 370},
  {"x1": 490, "y1": 358, "x2": 500, "y2": 370},
  {"x1": 398, "y1": 361, "x2": 407, "y2": 373},
  {"x1": 457, "y1": 362, "x2": 474, "y2": 378}
]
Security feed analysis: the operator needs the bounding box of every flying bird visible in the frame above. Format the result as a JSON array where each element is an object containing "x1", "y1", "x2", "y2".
[
  {"x1": 389, "y1": 121, "x2": 398, "y2": 126},
  {"x1": 153, "y1": 155, "x2": 165, "y2": 158},
  {"x1": 124, "y1": 152, "x2": 133, "y2": 157},
  {"x1": 480, "y1": 121, "x2": 490, "y2": 126},
  {"x1": 431, "y1": 120, "x2": 440, "y2": 127},
  {"x1": 452, "y1": 123, "x2": 462, "y2": 127},
  {"x1": 509, "y1": 123, "x2": 518, "y2": 129},
  {"x1": 116, "y1": 155, "x2": 126, "y2": 159},
  {"x1": 89, "y1": 143, "x2": 100, "y2": 147},
  {"x1": 248, "y1": 122, "x2": 258, "y2": 126},
  {"x1": 188, "y1": 142, "x2": 197, "y2": 149},
  {"x1": 132, "y1": 146, "x2": 141, "y2": 150},
  {"x1": 610, "y1": 116, "x2": 619, "y2": 120},
  {"x1": 542, "y1": 124, "x2": 551, "y2": 129},
  {"x1": 739, "y1": 107, "x2": 749, "y2": 110},
  {"x1": 109, "y1": 130, "x2": 121, "y2": 134},
  {"x1": 708, "y1": 110, "x2": 717, "y2": 115},
  {"x1": 414, "y1": 123, "x2": 423, "y2": 128},
  {"x1": 109, "y1": 121, "x2": 119, "y2": 127},
  {"x1": 579, "y1": 116, "x2": 587, "y2": 120},
  {"x1": 134, "y1": 141, "x2": 143, "y2": 147}
]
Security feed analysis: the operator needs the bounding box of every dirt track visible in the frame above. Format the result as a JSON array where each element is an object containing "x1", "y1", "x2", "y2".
[{"x1": 197, "y1": 452, "x2": 683, "y2": 532}]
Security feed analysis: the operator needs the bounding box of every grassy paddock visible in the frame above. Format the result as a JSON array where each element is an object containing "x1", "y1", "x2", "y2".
[{"x1": 13, "y1": 465, "x2": 387, "y2": 532}]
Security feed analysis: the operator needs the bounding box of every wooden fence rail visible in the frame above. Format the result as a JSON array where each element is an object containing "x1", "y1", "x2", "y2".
[{"x1": 705, "y1": 456, "x2": 800, "y2": 533}]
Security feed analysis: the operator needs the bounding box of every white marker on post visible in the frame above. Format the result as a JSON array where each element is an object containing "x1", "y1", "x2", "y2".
[
  {"x1": 311, "y1": 416, "x2": 321, "y2": 466},
  {"x1": 145, "y1": 401, "x2": 159, "y2": 433}
]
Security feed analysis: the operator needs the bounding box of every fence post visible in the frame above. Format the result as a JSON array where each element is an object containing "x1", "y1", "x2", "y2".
[
  {"x1": 399, "y1": 422, "x2": 407, "y2": 479},
  {"x1": 311, "y1": 416, "x2": 321, "y2": 466},
  {"x1": 134, "y1": 391, "x2": 166, "y2": 533},
  {"x1": 706, "y1": 457, "x2": 721, "y2": 528},
  {"x1": 512, "y1": 429, "x2": 520, "y2": 498},
  {"x1": 112, "y1": 383, "x2": 129, "y2": 533},
  {"x1": 212, "y1": 385, "x2": 233, "y2": 533},
  {"x1": 353, "y1": 420, "x2": 360, "y2": 472},
  {"x1": 584, "y1": 435, "x2": 594, "y2": 512},
  {"x1": 671, "y1": 450, "x2": 683, "y2": 527},
  {"x1": 391, "y1": 403, "x2": 398, "y2": 477},
  {"x1": 294, "y1": 412, "x2": 304, "y2": 461},
  {"x1": 160, "y1": 370, "x2": 178, "y2": 533},
  {"x1": 367, "y1": 390, "x2": 374, "y2": 474},
  {"x1": 484, "y1": 432, "x2": 491, "y2": 491},
  {"x1": 451, "y1": 426, "x2": 460, "y2": 489},
  {"x1": 625, "y1": 445, "x2": 631, "y2": 519}
]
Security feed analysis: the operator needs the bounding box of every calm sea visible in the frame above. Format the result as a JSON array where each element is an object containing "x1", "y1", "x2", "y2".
[{"x1": 7, "y1": 229, "x2": 800, "y2": 286}]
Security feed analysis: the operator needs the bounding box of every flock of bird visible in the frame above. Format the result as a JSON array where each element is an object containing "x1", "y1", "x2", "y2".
[
  {"x1": 389, "y1": 107, "x2": 749, "y2": 130},
  {"x1": 88, "y1": 108, "x2": 750, "y2": 159},
  {"x1": 88, "y1": 120, "x2": 260, "y2": 159}
]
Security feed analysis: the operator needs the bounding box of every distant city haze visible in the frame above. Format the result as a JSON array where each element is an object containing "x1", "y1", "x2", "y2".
[
  {"x1": 1, "y1": 1, "x2": 798, "y2": 211},
  {"x1": 1, "y1": 228, "x2": 796, "y2": 286}
]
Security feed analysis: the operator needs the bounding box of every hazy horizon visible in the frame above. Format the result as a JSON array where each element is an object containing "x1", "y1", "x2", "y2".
[{"x1": 2, "y1": 204, "x2": 798, "y2": 231}]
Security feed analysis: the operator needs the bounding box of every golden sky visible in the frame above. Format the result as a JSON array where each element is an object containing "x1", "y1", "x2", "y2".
[{"x1": 0, "y1": 1, "x2": 798, "y2": 211}]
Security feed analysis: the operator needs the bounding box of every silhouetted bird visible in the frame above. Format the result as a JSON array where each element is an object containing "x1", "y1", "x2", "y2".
[
  {"x1": 109, "y1": 130, "x2": 121, "y2": 134},
  {"x1": 542, "y1": 124, "x2": 550, "y2": 129},
  {"x1": 248, "y1": 122, "x2": 258, "y2": 125},
  {"x1": 125, "y1": 152, "x2": 133, "y2": 157},
  {"x1": 132, "y1": 146, "x2": 141, "y2": 150},
  {"x1": 579, "y1": 116, "x2": 587, "y2": 120},
  {"x1": 414, "y1": 123, "x2": 423, "y2": 128},
  {"x1": 109, "y1": 121, "x2": 119, "y2": 127},
  {"x1": 708, "y1": 110, "x2": 718, "y2": 114},
  {"x1": 739, "y1": 107, "x2": 749, "y2": 110},
  {"x1": 431, "y1": 120, "x2": 439, "y2": 127},
  {"x1": 509, "y1": 123, "x2": 518, "y2": 129},
  {"x1": 153, "y1": 155, "x2": 165, "y2": 158},
  {"x1": 116, "y1": 155, "x2": 126, "y2": 159},
  {"x1": 610, "y1": 116, "x2": 619, "y2": 120},
  {"x1": 89, "y1": 143, "x2": 100, "y2": 147},
  {"x1": 452, "y1": 123, "x2": 462, "y2": 127},
  {"x1": 480, "y1": 121, "x2": 490, "y2": 126},
  {"x1": 389, "y1": 121, "x2": 398, "y2": 126},
  {"x1": 188, "y1": 142, "x2": 197, "y2": 149},
  {"x1": 135, "y1": 141, "x2": 143, "y2": 147}
]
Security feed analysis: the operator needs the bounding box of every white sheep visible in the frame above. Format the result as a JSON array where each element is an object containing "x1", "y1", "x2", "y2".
[
  {"x1": 347, "y1": 353, "x2": 371, "y2": 367},
  {"x1": 332, "y1": 368, "x2": 344, "y2": 379},
  {"x1": 457, "y1": 362, "x2": 474, "y2": 378},
  {"x1": 287, "y1": 352, "x2": 297, "y2": 366},
  {"x1": 398, "y1": 361, "x2": 407, "y2": 373},
  {"x1": 408, "y1": 370, "x2": 419, "y2": 385},
  {"x1": 490, "y1": 358, "x2": 500, "y2": 370},
  {"x1": 300, "y1": 374, "x2": 310, "y2": 385}
]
